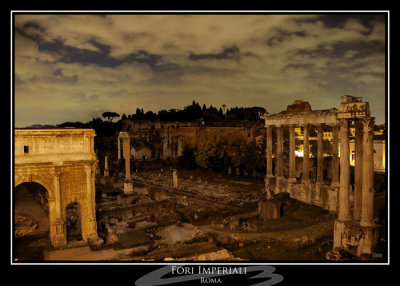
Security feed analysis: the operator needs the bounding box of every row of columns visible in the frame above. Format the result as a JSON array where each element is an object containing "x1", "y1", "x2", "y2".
[
  {"x1": 266, "y1": 124, "x2": 340, "y2": 186},
  {"x1": 266, "y1": 118, "x2": 374, "y2": 224},
  {"x1": 338, "y1": 117, "x2": 375, "y2": 226}
]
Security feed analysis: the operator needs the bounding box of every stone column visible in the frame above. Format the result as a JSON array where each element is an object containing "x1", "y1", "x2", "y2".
[
  {"x1": 85, "y1": 164, "x2": 98, "y2": 240},
  {"x1": 274, "y1": 126, "x2": 284, "y2": 195},
  {"x1": 316, "y1": 124, "x2": 324, "y2": 184},
  {"x1": 117, "y1": 137, "x2": 121, "y2": 161},
  {"x1": 338, "y1": 119, "x2": 351, "y2": 222},
  {"x1": 276, "y1": 126, "x2": 284, "y2": 177},
  {"x1": 266, "y1": 126, "x2": 273, "y2": 178},
  {"x1": 104, "y1": 155, "x2": 109, "y2": 177},
  {"x1": 124, "y1": 137, "x2": 131, "y2": 180},
  {"x1": 288, "y1": 125, "x2": 296, "y2": 181},
  {"x1": 53, "y1": 166, "x2": 67, "y2": 247},
  {"x1": 173, "y1": 169, "x2": 178, "y2": 188},
  {"x1": 85, "y1": 165, "x2": 95, "y2": 220},
  {"x1": 123, "y1": 136, "x2": 133, "y2": 193},
  {"x1": 354, "y1": 120, "x2": 363, "y2": 220},
  {"x1": 54, "y1": 167, "x2": 62, "y2": 220},
  {"x1": 265, "y1": 126, "x2": 274, "y2": 198},
  {"x1": 331, "y1": 125, "x2": 339, "y2": 187},
  {"x1": 302, "y1": 124, "x2": 310, "y2": 181},
  {"x1": 360, "y1": 117, "x2": 375, "y2": 227}
]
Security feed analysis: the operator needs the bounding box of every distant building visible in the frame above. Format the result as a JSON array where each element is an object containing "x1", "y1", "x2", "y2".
[{"x1": 131, "y1": 145, "x2": 152, "y2": 160}]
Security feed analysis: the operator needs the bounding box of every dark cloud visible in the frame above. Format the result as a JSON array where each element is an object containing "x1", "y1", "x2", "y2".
[
  {"x1": 267, "y1": 29, "x2": 306, "y2": 46},
  {"x1": 294, "y1": 44, "x2": 331, "y2": 59},
  {"x1": 189, "y1": 46, "x2": 241, "y2": 61},
  {"x1": 124, "y1": 50, "x2": 162, "y2": 68},
  {"x1": 283, "y1": 63, "x2": 315, "y2": 71},
  {"x1": 295, "y1": 14, "x2": 386, "y2": 35},
  {"x1": 16, "y1": 21, "x2": 46, "y2": 43},
  {"x1": 293, "y1": 39, "x2": 384, "y2": 61},
  {"x1": 17, "y1": 22, "x2": 176, "y2": 70},
  {"x1": 53, "y1": 68, "x2": 63, "y2": 76},
  {"x1": 330, "y1": 40, "x2": 385, "y2": 59}
]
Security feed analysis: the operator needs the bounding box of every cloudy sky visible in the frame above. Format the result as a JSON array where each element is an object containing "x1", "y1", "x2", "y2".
[{"x1": 13, "y1": 12, "x2": 387, "y2": 127}]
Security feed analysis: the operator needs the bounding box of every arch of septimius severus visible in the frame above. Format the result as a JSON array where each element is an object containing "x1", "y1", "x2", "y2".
[
  {"x1": 14, "y1": 128, "x2": 101, "y2": 247},
  {"x1": 260, "y1": 95, "x2": 379, "y2": 257}
]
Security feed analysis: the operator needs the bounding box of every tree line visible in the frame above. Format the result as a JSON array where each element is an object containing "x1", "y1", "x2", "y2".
[{"x1": 121, "y1": 101, "x2": 266, "y2": 123}]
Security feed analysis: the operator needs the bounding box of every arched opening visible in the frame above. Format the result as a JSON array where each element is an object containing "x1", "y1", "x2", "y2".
[
  {"x1": 14, "y1": 182, "x2": 52, "y2": 261},
  {"x1": 66, "y1": 202, "x2": 82, "y2": 242}
]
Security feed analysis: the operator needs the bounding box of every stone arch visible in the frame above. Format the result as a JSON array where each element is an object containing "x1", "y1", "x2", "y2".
[
  {"x1": 14, "y1": 173, "x2": 63, "y2": 248},
  {"x1": 15, "y1": 174, "x2": 54, "y2": 201}
]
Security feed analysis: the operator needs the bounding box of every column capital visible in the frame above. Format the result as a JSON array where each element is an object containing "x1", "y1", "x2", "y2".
[
  {"x1": 360, "y1": 117, "x2": 375, "y2": 133},
  {"x1": 355, "y1": 119, "x2": 365, "y2": 133},
  {"x1": 91, "y1": 161, "x2": 98, "y2": 172},
  {"x1": 329, "y1": 123, "x2": 340, "y2": 129},
  {"x1": 53, "y1": 166, "x2": 61, "y2": 177},
  {"x1": 339, "y1": 118, "x2": 349, "y2": 128},
  {"x1": 84, "y1": 163, "x2": 94, "y2": 175}
]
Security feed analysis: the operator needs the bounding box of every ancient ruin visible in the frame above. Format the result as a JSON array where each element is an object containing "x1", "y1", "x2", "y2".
[
  {"x1": 14, "y1": 128, "x2": 102, "y2": 247},
  {"x1": 260, "y1": 95, "x2": 378, "y2": 258},
  {"x1": 13, "y1": 96, "x2": 384, "y2": 262},
  {"x1": 118, "y1": 131, "x2": 133, "y2": 194}
]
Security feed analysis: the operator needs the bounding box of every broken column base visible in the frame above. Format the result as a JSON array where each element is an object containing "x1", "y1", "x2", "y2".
[
  {"x1": 287, "y1": 178, "x2": 296, "y2": 196},
  {"x1": 274, "y1": 176, "x2": 285, "y2": 195},
  {"x1": 124, "y1": 179, "x2": 134, "y2": 194},
  {"x1": 264, "y1": 176, "x2": 275, "y2": 198},
  {"x1": 52, "y1": 235, "x2": 67, "y2": 248},
  {"x1": 301, "y1": 179, "x2": 311, "y2": 203},
  {"x1": 313, "y1": 182, "x2": 323, "y2": 205},
  {"x1": 87, "y1": 236, "x2": 104, "y2": 247},
  {"x1": 333, "y1": 219, "x2": 379, "y2": 258}
]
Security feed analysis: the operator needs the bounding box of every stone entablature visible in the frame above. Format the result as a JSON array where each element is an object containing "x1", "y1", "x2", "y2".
[
  {"x1": 338, "y1": 95, "x2": 371, "y2": 119},
  {"x1": 14, "y1": 128, "x2": 100, "y2": 248},
  {"x1": 15, "y1": 128, "x2": 96, "y2": 164},
  {"x1": 261, "y1": 108, "x2": 338, "y2": 127}
]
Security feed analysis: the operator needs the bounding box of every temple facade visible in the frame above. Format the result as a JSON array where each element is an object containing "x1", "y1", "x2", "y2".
[{"x1": 260, "y1": 95, "x2": 378, "y2": 257}]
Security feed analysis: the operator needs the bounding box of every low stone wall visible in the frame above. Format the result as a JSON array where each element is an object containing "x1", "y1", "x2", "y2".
[{"x1": 270, "y1": 178, "x2": 339, "y2": 212}]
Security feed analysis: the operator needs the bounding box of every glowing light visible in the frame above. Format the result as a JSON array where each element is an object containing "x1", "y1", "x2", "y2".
[{"x1": 295, "y1": 150, "x2": 304, "y2": 157}]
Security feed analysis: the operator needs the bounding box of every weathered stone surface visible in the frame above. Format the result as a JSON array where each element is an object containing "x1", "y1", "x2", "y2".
[
  {"x1": 14, "y1": 215, "x2": 38, "y2": 237},
  {"x1": 14, "y1": 128, "x2": 100, "y2": 248},
  {"x1": 285, "y1": 100, "x2": 312, "y2": 113}
]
